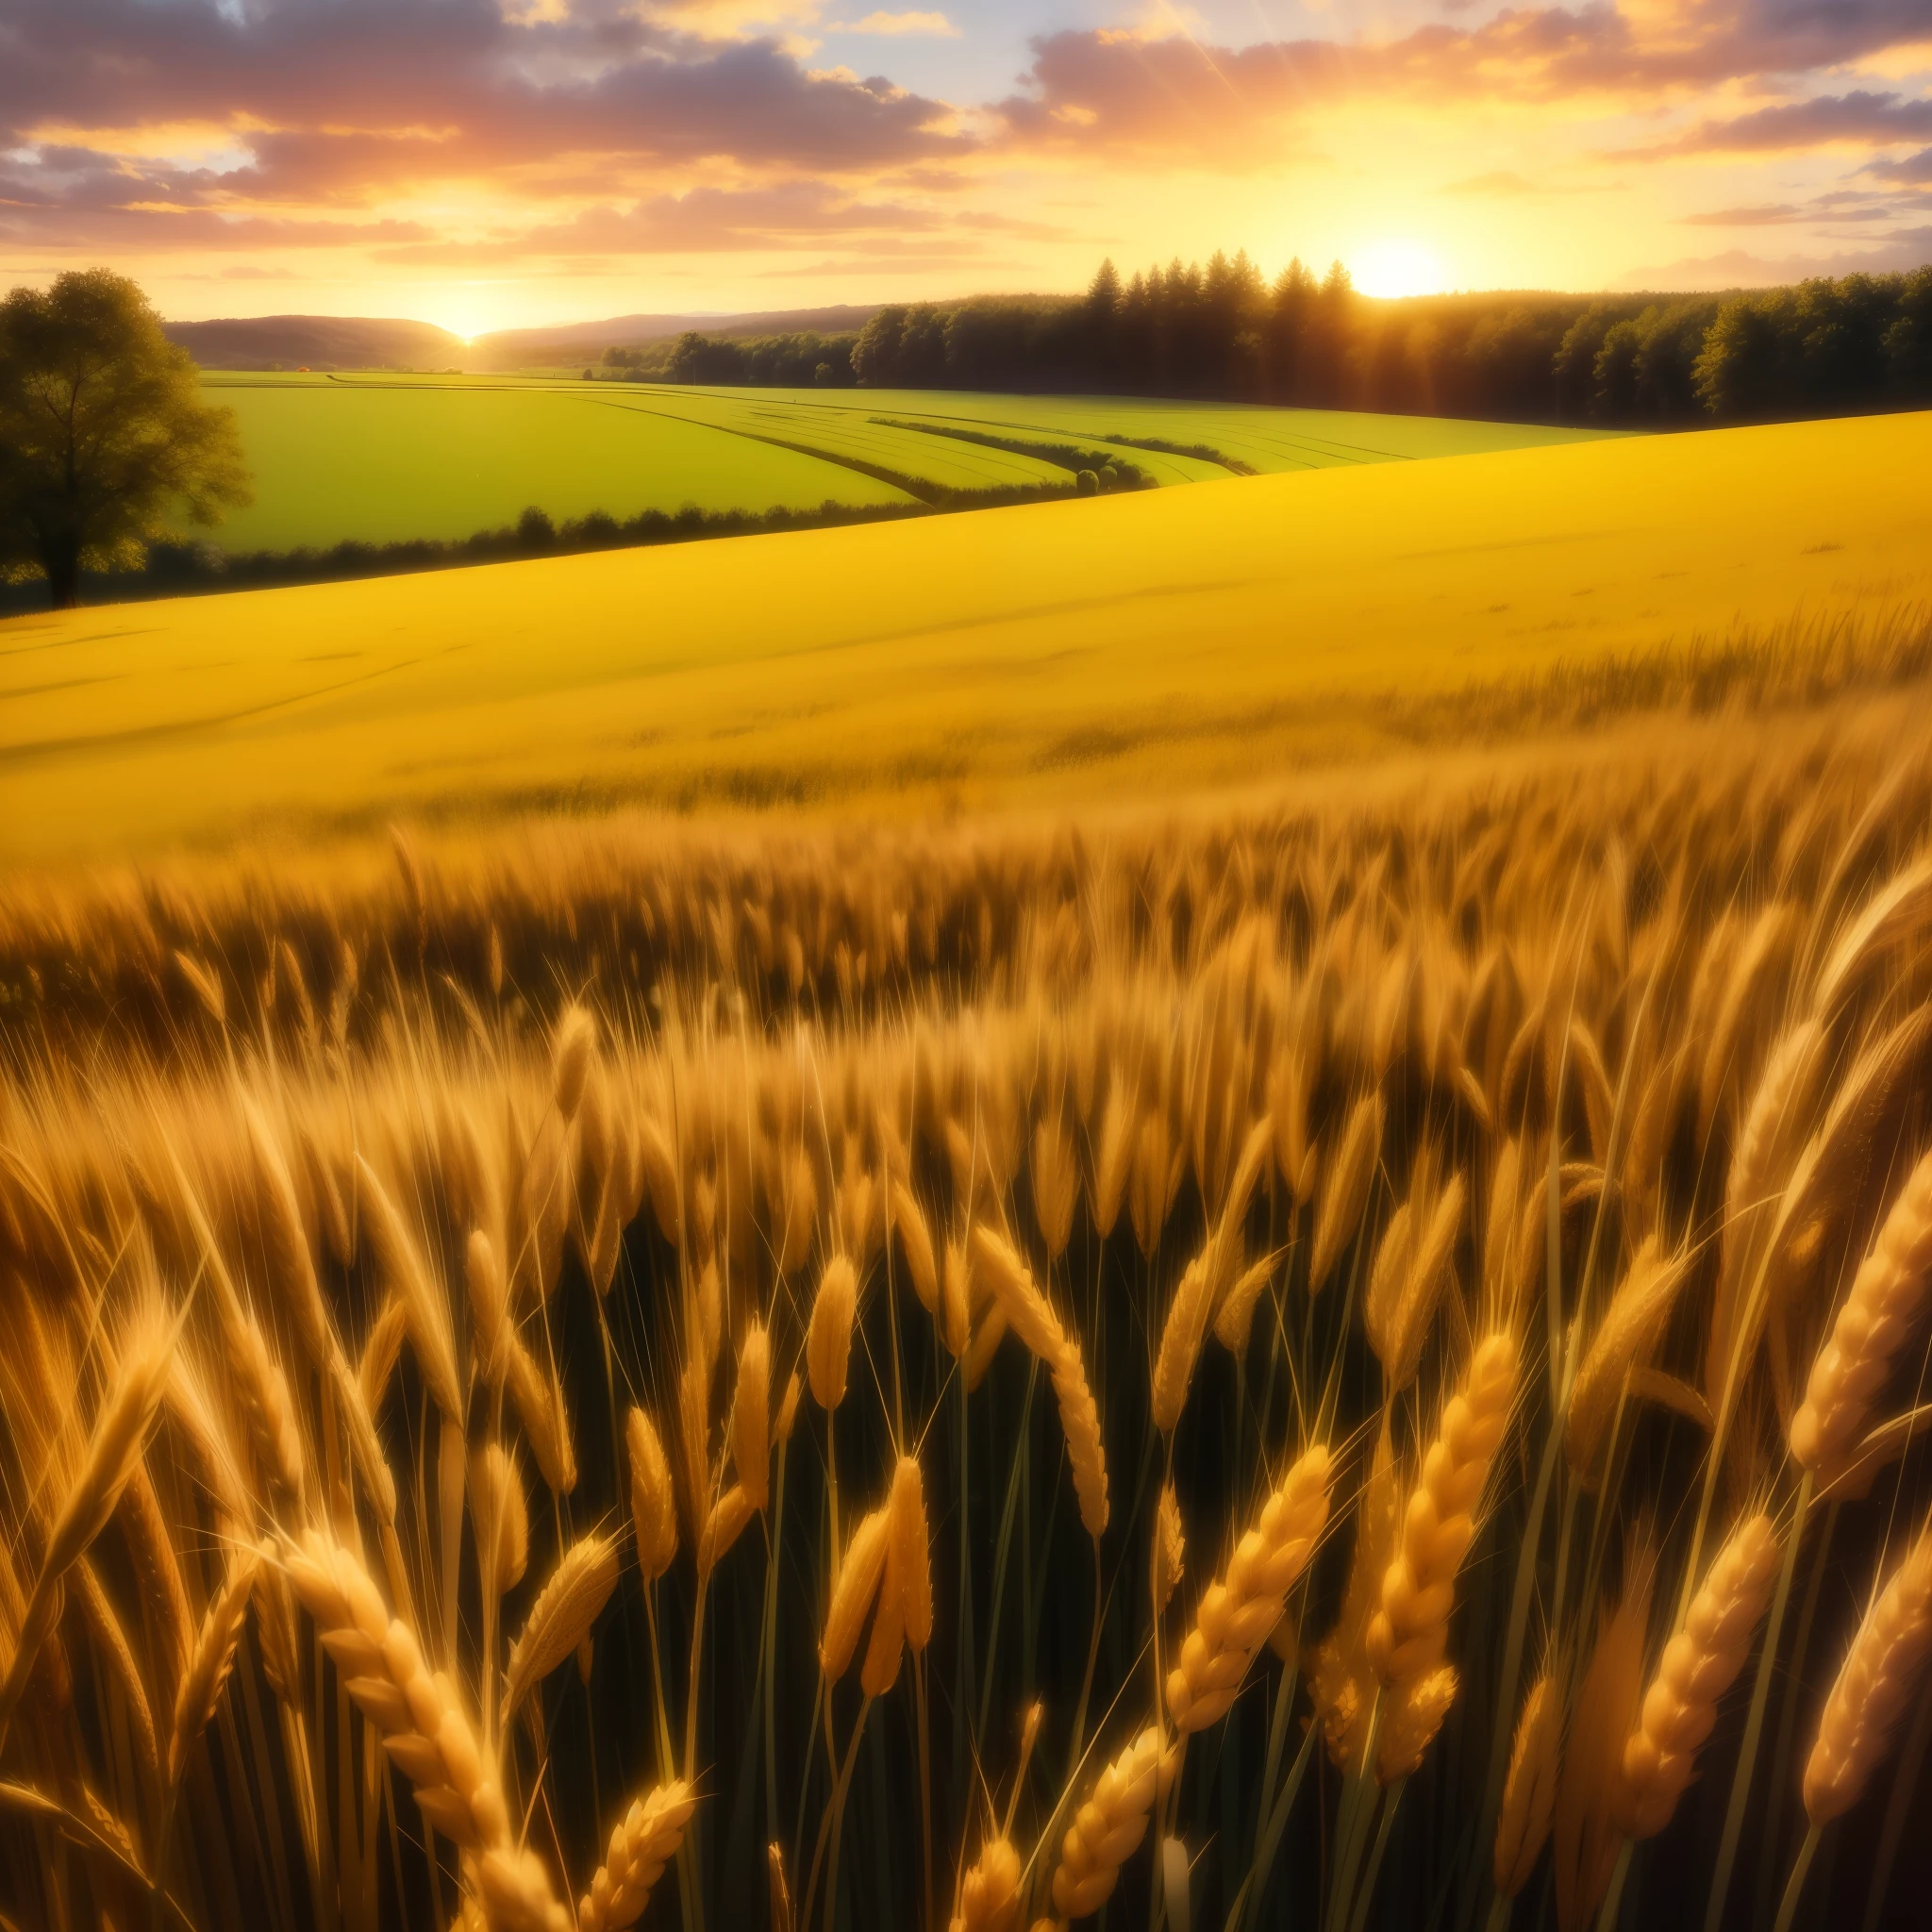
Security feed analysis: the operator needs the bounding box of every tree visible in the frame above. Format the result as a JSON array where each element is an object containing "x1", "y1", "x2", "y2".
[{"x1": 0, "y1": 269, "x2": 249, "y2": 608}]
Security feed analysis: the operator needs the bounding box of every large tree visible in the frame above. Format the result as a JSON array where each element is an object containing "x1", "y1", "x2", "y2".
[{"x1": 0, "y1": 269, "x2": 250, "y2": 608}]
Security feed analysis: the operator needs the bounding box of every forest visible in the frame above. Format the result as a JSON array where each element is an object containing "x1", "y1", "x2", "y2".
[{"x1": 640, "y1": 257, "x2": 1932, "y2": 426}]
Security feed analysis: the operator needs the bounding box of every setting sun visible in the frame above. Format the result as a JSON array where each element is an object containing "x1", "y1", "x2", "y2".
[{"x1": 1350, "y1": 241, "x2": 1448, "y2": 299}]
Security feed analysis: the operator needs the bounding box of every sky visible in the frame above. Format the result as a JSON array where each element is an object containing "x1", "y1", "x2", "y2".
[{"x1": 4, "y1": 0, "x2": 1932, "y2": 336}]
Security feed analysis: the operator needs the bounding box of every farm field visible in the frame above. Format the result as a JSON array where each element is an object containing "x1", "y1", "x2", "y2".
[
  {"x1": 194, "y1": 369, "x2": 1618, "y2": 552},
  {"x1": 5, "y1": 600, "x2": 1932, "y2": 1932},
  {"x1": 5, "y1": 394, "x2": 1932, "y2": 1932},
  {"x1": 7, "y1": 408, "x2": 1928, "y2": 862}
]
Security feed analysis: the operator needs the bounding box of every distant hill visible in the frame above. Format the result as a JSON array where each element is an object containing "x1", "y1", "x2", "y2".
[
  {"x1": 467, "y1": 305, "x2": 883, "y2": 368},
  {"x1": 165, "y1": 315, "x2": 466, "y2": 371}
]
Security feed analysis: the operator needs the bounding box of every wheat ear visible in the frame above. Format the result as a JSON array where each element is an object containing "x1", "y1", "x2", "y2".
[
  {"x1": 1166, "y1": 1444, "x2": 1331, "y2": 1732},
  {"x1": 972, "y1": 1226, "x2": 1109, "y2": 1538},
  {"x1": 475, "y1": 1844, "x2": 573, "y2": 1932},
  {"x1": 1048, "y1": 1725, "x2": 1175, "y2": 1920},
  {"x1": 356, "y1": 1154, "x2": 463, "y2": 1421},
  {"x1": 730, "y1": 1324, "x2": 772, "y2": 1510},
  {"x1": 808, "y1": 1254, "x2": 858, "y2": 1410},
  {"x1": 505, "y1": 1531, "x2": 621, "y2": 1722},
  {"x1": 1377, "y1": 1665, "x2": 1459, "y2": 1785},
  {"x1": 283, "y1": 1527, "x2": 509, "y2": 1850},
  {"x1": 576, "y1": 1780, "x2": 696, "y2": 1931},
  {"x1": 1617, "y1": 1510, "x2": 1780, "y2": 1839},
  {"x1": 951, "y1": 1836, "x2": 1022, "y2": 1932},
  {"x1": 822, "y1": 1504, "x2": 891, "y2": 1681},
  {"x1": 626, "y1": 1407, "x2": 678, "y2": 1582},
  {"x1": 168, "y1": 1541, "x2": 263, "y2": 1787},
  {"x1": 1493, "y1": 1667, "x2": 1562, "y2": 1896},
  {"x1": 0, "y1": 1330, "x2": 172, "y2": 1741},
  {"x1": 1566, "y1": 1237, "x2": 1690, "y2": 1484},
  {"x1": 1310, "y1": 1091, "x2": 1384, "y2": 1291},
  {"x1": 553, "y1": 1004, "x2": 597, "y2": 1119},
  {"x1": 1803, "y1": 1522, "x2": 1932, "y2": 1824},
  {"x1": 233, "y1": 1313, "x2": 307, "y2": 1499},
  {"x1": 1790, "y1": 1148, "x2": 1932, "y2": 1479},
  {"x1": 472, "y1": 1443, "x2": 529, "y2": 1595},
  {"x1": 1153, "y1": 1482, "x2": 1185, "y2": 1617},
  {"x1": 1150, "y1": 1248, "x2": 1215, "y2": 1435},
  {"x1": 1367, "y1": 1331, "x2": 1517, "y2": 1686}
]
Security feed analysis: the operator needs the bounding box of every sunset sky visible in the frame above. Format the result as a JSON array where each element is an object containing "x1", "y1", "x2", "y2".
[{"x1": 5, "y1": 0, "x2": 1932, "y2": 336}]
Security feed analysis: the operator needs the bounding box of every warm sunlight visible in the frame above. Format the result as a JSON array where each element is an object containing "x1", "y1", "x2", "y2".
[
  {"x1": 1349, "y1": 240, "x2": 1447, "y2": 300},
  {"x1": 3, "y1": 10, "x2": 1930, "y2": 1929}
]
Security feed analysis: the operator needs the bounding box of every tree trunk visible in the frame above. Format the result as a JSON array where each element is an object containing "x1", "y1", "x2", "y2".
[{"x1": 44, "y1": 540, "x2": 81, "y2": 609}]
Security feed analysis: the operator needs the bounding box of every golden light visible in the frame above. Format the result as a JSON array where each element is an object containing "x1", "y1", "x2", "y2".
[{"x1": 1350, "y1": 241, "x2": 1447, "y2": 299}]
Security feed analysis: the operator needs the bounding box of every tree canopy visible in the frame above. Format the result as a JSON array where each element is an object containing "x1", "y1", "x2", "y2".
[{"x1": 0, "y1": 268, "x2": 250, "y2": 608}]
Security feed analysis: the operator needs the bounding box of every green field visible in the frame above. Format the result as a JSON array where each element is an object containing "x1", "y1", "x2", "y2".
[
  {"x1": 196, "y1": 371, "x2": 1617, "y2": 553},
  {"x1": 9, "y1": 410, "x2": 1928, "y2": 862}
]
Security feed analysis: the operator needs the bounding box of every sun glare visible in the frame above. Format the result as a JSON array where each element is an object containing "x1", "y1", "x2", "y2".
[{"x1": 1350, "y1": 240, "x2": 1446, "y2": 299}]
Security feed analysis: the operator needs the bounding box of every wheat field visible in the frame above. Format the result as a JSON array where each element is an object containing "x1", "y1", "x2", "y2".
[
  {"x1": 3, "y1": 646, "x2": 1931, "y2": 1932},
  {"x1": 8, "y1": 409, "x2": 1931, "y2": 862}
]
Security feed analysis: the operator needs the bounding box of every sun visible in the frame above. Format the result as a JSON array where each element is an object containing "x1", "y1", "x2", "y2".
[{"x1": 1351, "y1": 241, "x2": 1447, "y2": 299}]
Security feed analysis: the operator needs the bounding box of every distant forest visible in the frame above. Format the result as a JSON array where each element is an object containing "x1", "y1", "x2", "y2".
[{"x1": 622, "y1": 256, "x2": 1932, "y2": 426}]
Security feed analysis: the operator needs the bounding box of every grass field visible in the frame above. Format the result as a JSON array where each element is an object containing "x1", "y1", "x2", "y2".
[
  {"x1": 194, "y1": 371, "x2": 1616, "y2": 551},
  {"x1": 7, "y1": 409, "x2": 1927, "y2": 862}
]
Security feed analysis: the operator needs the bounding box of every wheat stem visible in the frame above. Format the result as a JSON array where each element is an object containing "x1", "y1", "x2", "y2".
[{"x1": 1771, "y1": 1824, "x2": 1822, "y2": 1932}]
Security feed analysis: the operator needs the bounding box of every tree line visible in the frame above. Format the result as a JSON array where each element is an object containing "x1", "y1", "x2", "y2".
[{"x1": 650, "y1": 256, "x2": 1932, "y2": 425}]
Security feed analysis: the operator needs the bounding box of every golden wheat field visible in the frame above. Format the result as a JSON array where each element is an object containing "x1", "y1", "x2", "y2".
[
  {"x1": 5, "y1": 410, "x2": 1931, "y2": 861},
  {"x1": 4, "y1": 430, "x2": 1932, "y2": 1932}
]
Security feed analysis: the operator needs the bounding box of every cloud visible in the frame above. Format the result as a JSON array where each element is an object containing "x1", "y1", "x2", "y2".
[
  {"x1": 7, "y1": 0, "x2": 1932, "y2": 281},
  {"x1": 0, "y1": 0, "x2": 968, "y2": 199},
  {"x1": 1871, "y1": 143, "x2": 1932, "y2": 180},
  {"x1": 1678, "y1": 202, "x2": 1807, "y2": 224},
  {"x1": 829, "y1": 11, "x2": 959, "y2": 35},
  {"x1": 1622, "y1": 90, "x2": 1932, "y2": 158},
  {"x1": 993, "y1": 12, "x2": 1932, "y2": 165},
  {"x1": 1677, "y1": 193, "x2": 1912, "y2": 224},
  {"x1": 1621, "y1": 229, "x2": 1932, "y2": 286}
]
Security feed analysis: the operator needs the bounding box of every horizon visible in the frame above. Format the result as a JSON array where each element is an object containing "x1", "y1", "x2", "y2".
[{"x1": 7, "y1": 2, "x2": 1932, "y2": 338}]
